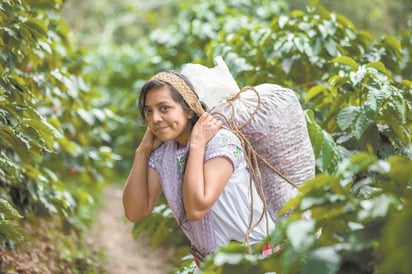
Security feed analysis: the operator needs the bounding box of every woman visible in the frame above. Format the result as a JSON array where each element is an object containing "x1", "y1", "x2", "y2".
[{"x1": 122, "y1": 71, "x2": 275, "y2": 266}]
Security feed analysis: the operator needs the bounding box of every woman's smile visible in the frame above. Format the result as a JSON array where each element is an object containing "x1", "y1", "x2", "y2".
[
  {"x1": 153, "y1": 124, "x2": 172, "y2": 136},
  {"x1": 154, "y1": 125, "x2": 169, "y2": 132}
]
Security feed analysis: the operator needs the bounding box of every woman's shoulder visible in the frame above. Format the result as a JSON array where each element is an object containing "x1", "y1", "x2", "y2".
[
  {"x1": 150, "y1": 141, "x2": 178, "y2": 158},
  {"x1": 206, "y1": 128, "x2": 243, "y2": 155},
  {"x1": 205, "y1": 127, "x2": 246, "y2": 168},
  {"x1": 212, "y1": 128, "x2": 241, "y2": 145}
]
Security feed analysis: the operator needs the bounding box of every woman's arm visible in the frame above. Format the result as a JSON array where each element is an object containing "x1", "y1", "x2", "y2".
[
  {"x1": 183, "y1": 113, "x2": 232, "y2": 221},
  {"x1": 123, "y1": 129, "x2": 162, "y2": 222}
]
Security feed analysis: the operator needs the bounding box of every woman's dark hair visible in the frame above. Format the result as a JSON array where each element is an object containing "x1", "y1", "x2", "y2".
[{"x1": 138, "y1": 71, "x2": 207, "y2": 128}]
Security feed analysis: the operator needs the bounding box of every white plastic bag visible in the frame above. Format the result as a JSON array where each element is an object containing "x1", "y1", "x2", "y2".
[{"x1": 181, "y1": 56, "x2": 239, "y2": 109}]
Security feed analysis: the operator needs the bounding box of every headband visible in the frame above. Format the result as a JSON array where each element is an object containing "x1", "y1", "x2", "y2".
[{"x1": 150, "y1": 72, "x2": 205, "y2": 116}]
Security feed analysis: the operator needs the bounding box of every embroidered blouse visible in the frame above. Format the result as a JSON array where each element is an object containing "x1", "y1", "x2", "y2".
[{"x1": 148, "y1": 128, "x2": 275, "y2": 258}]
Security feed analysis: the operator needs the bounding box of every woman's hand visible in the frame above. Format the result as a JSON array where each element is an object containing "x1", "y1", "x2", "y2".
[
  {"x1": 190, "y1": 112, "x2": 222, "y2": 147},
  {"x1": 139, "y1": 127, "x2": 163, "y2": 152}
]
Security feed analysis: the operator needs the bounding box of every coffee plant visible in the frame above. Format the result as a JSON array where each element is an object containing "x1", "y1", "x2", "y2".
[{"x1": 0, "y1": 0, "x2": 116, "y2": 268}]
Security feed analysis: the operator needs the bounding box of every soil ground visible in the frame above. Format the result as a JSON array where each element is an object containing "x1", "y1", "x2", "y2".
[{"x1": 87, "y1": 184, "x2": 175, "y2": 274}]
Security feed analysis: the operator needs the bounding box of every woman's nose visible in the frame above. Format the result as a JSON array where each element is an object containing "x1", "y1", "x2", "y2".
[{"x1": 151, "y1": 110, "x2": 162, "y2": 123}]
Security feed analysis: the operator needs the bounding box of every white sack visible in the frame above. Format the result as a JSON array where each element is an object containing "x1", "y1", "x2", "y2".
[{"x1": 210, "y1": 84, "x2": 315, "y2": 222}]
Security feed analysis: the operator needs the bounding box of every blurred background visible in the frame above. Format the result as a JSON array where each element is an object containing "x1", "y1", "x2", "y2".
[{"x1": 63, "y1": 0, "x2": 410, "y2": 47}]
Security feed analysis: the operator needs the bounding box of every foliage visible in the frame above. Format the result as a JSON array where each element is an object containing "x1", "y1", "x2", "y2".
[
  {"x1": 62, "y1": 0, "x2": 184, "y2": 47},
  {"x1": 62, "y1": 0, "x2": 412, "y2": 272},
  {"x1": 82, "y1": 42, "x2": 163, "y2": 174},
  {"x1": 206, "y1": 1, "x2": 411, "y2": 158},
  {"x1": 289, "y1": 0, "x2": 412, "y2": 37},
  {"x1": 197, "y1": 1, "x2": 412, "y2": 273},
  {"x1": 202, "y1": 154, "x2": 412, "y2": 273},
  {"x1": 131, "y1": 202, "x2": 188, "y2": 249},
  {"x1": 150, "y1": 0, "x2": 289, "y2": 66},
  {"x1": 208, "y1": 3, "x2": 374, "y2": 87},
  {"x1": 0, "y1": 0, "x2": 116, "y2": 270}
]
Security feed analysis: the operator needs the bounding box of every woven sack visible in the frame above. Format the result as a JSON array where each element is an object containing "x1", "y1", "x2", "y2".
[
  {"x1": 182, "y1": 57, "x2": 315, "y2": 222},
  {"x1": 210, "y1": 84, "x2": 315, "y2": 222}
]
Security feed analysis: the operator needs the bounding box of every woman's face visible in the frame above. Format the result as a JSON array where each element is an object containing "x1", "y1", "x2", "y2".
[{"x1": 143, "y1": 85, "x2": 194, "y2": 146}]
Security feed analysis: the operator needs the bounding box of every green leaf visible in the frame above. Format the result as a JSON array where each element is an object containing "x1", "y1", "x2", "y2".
[
  {"x1": 21, "y1": 118, "x2": 57, "y2": 149},
  {"x1": 290, "y1": 9, "x2": 305, "y2": 18},
  {"x1": 306, "y1": 110, "x2": 340, "y2": 174},
  {"x1": 387, "y1": 156, "x2": 412, "y2": 185},
  {"x1": 385, "y1": 114, "x2": 410, "y2": 144},
  {"x1": 390, "y1": 90, "x2": 406, "y2": 124},
  {"x1": 379, "y1": 206, "x2": 412, "y2": 274},
  {"x1": 0, "y1": 220, "x2": 25, "y2": 242},
  {"x1": 330, "y1": 56, "x2": 358, "y2": 70},
  {"x1": 382, "y1": 35, "x2": 401, "y2": 53},
  {"x1": 310, "y1": 36, "x2": 323, "y2": 55},
  {"x1": 300, "y1": 195, "x2": 328, "y2": 210},
  {"x1": 25, "y1": 18, "x2": 48, "y2": 37},
  {"x1": 337, "y1": 106, "x2": 359, "y2": 131},
  {"x1": 282, "y1": 174, "x2": 341, "y2": 214},
  {"x1": 366, "y1": 62, "x2": 392, "y2": 78},
  {"x1": 359, "y1": 123, "x2": 380, "y2": 152},
  {"x1": 305, "y1": 85, "x2": 329, "y2": 103},
  {"x1": 358, "y1": 194, "x2": 395, "y2": 221},
  {"x1": 324, "y1": 38, "x2": 337, "y2": 56},
  {"x1": 213, "y1": 253, "x2": 244, "y2": 266},
  {"x1": 0, "y1": 126, "x2": 31, "y2": 163},
  {"x1": 282, "y1": 57, "x2": 294, "y2": 74},
  {"x1": 338, "y1": 152, "x2": 377, "y2": 179},
  {"x1": 77, "y1": 109, "x2": 95, "y2": 125},
  {"x1": 319, "y1": 134, "x2": 340, "y2": 174},
  {"x1": 287, "y1": 219, "x2": 316, "y2": 251},
  {"x1": 329, "y1": 75, "x2": 350, "y2": 89},
  {"x1": 353, "y1": 110, "x2": 372, "y2": 140},
  {"x1": 308, "y1": 0, "x2": 319, "y2": 9},
  {"x1": 293, "y1": 36, "x2": 306, "y2": 53},
  {"x1": 302, "y1": 247, "x2": 340, "y2": 274},
  {"x1": 0, "y1": 198, "x2": 22, "y2": 219},
  {"x1": 364, "y1": 86, "x2": 385, "y2": 115},
  {"x1": 278, "y1": 15, "x2": 288, "y2": 28},
  {"x1": 350, "y1": 65, "x2": 367, "y2": 85},
  {"x1": 301, "y1": 174, "x2": 339, "y2": 193},
  {"x1": 310, "y1": 201, "x2": 348, "y2": 220},
  {"x1": 250, "y1": 28, "x2": 270, "y2": 46},
  {"x1": 335, "y1": 14, "x2": 356, "y2": 30}
]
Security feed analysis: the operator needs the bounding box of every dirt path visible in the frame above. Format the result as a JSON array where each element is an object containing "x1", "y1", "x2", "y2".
[{"x1": 87, "y1": 184, "x2": 175, "y2": 274}]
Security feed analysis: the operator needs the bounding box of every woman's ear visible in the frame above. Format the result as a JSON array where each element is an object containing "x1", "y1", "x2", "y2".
[{"x1": 188, "y1": 111, "x2": 194, "y2": 119}]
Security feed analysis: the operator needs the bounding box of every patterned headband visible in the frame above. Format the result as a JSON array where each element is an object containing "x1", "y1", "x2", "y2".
[{"x1": 150, "y1": 72, "x2": 205, "y2": 116}]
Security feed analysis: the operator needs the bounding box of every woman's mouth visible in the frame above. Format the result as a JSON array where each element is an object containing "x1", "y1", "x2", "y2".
[{"x1": 154, "y1": 126, "x2": 169, "y2": 133}]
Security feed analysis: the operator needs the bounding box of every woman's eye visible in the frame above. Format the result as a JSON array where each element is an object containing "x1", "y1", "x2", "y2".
[
  {"x1": 160, "y1": 106, "x2": 169, "y2": 112},
  {"x1": 143, "y1": 108, "x2": 152, "y2": 116}
]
